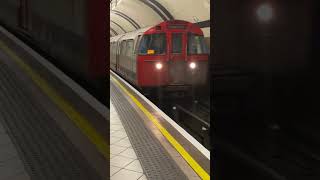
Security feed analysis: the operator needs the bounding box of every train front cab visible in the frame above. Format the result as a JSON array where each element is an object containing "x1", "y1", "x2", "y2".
[{"x1": 136, "y1": 21, "x2": 209, "y2": 91}]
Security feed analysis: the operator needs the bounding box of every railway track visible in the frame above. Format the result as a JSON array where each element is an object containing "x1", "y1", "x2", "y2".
[
  {"x1": 148, "y1": 90, "x2": 211, "y2": 149},
  {"x1": 114, "y1": 70, "x2": 211, "y2": 149}
]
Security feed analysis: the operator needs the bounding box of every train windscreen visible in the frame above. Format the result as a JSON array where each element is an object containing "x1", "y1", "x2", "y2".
[
  {"x1": 138, "y1": 33, "x2": 166, "y2": 55},
  {"x1": 187, "y1": 33, "x2": 209, "y2": 55}
]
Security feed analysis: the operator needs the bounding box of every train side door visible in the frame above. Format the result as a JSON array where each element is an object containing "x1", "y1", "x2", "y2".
[
  {"x1": 118, "y1": 40, "x2": 127, "y2": 75},
  {"x1": 116, "y1": 41, "x2": 121, "y2": 71},
  {"x1": 125, "y1": 39, "x2": 134, "y2": 82},
  {"x1": 18, "y1": 0, "x2": 29, "y2": 30},
  {"x1": 133, "y1": 35, "x2": 142, "y2": 83}
]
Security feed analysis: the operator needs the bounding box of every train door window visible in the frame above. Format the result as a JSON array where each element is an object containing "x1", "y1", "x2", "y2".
[
  {"x1": 126, "y1": 40, "x2": 134, "y2": 57},
  {"x1": 112, "y1": 42, "x2": 117, "y2": 55},
  {"x1": 120, "y1": 41, "x2": 127, "y2": 56},
  {"x1": 134, "y1": 35, "x2": 142, "y2": 54},
  {"x1": 171, "y1": 33, "x2": 182, "y2": 53},
  {"x1": 110, "y1": 42, "x2": 114, "y2": 54},
  {"x1": 138, "y1": 33, "x2": 166, "y2": 55}
]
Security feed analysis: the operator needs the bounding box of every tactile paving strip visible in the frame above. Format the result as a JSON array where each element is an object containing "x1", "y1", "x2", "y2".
[
  {"x1": 0, "y1": 62, "x2": 102, "y2": 180},
  {"x1": 111, "y1": 81, "x2": 187, "y2": 180}
]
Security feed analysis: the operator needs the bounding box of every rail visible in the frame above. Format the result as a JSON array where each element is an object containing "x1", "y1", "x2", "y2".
[{"x1": 172, "y1": 104, "x2": 210, "y2": 147}]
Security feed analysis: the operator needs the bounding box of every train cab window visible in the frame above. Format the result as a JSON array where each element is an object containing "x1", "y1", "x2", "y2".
[
  {"x1": 138, "y1": 33, "x2": 166, "y2": 55},
  {"x1": 187, "y1": 33, "x2": 209, "y2": 54},
  {"x1": 171, "y1": 33, "x2": 182, "y2": 53}
]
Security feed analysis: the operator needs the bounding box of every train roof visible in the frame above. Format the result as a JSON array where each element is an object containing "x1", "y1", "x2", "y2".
[
  {"x1": 110, "y1": 26, "x2": 151, "y2": 42},
  {"x1": 110, "y1": 20, "x2": 203, "y2": 42}
]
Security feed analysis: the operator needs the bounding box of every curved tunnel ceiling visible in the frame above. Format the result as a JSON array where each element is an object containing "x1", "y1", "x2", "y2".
[{"x1": 110, "y1": 0, "x2": 210, "y2": 37}]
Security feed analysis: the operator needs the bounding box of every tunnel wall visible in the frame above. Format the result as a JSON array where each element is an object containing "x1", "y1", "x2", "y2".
[{"x1": 0, "y1": 0, "x2": 108, "y2": 103}]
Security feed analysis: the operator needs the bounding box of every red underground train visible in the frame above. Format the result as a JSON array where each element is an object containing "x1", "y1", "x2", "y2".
[{"x1": 110, "y1": 20, "x2": 209, "y2": 93}]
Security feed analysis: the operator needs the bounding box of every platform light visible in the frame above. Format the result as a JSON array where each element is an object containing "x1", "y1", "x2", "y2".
[
  {"x1": 189, "y1": 62, "x2": 196, "y2": 69},
  {"x1": 257, "y1": 3, "x2": 273, "y2": 22},
  {"x1": 155, "y1": 62, "x2": 163, "y2": 70}
]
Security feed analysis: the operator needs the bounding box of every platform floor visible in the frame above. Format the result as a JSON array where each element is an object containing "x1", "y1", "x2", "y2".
[
  {"x1": 0, "y1": 121, "x2": 29, "y2": 180},
  {"x1": 0, "y1": 30, "x2": 103, "y2": 180},
  {"x1": 110, "y1": 74, "x2": 204, "y2": 180},
  {"x1": 110, "y1": 101, "x2": 146, "y2": 180}
]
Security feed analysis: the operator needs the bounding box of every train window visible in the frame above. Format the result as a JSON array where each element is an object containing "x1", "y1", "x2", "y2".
[
  {"x1": 110, "y1": 42, "x2": 113, "y2": 51},
  {"x1": 112, "y1": 42, "x2": 117, "y2": 55},
  {"x1": 126, "y1": 40, "x2": 134, "y2": 57},
  {"x1": 187, "y1": 33, "x2": 209, "y2": 55},
  {"x1": 138, "y1": 33, "x2": 166, "y2": 55},
  {"x1": 171, "y1": 33, "x2": 182, "y2": 53},
  {"x1": 120, "y1": 41, "x2": 126, "y2": 55}
]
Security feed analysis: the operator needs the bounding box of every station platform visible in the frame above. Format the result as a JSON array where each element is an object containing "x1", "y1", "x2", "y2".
[
  {"x1": 0, "y1": 26, "x2": 107, "y2": 179},
  {"x1": 110, "y1": 71, "x2": 210, "y2": 180}
]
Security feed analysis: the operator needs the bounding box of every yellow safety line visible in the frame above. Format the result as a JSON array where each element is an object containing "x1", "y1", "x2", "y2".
[
  {"x1": 111, "y1": 74, "x2": 210, "y2": 180},
  {"x1": 0, "y1": 39, "x2": 109, "y2": 160}
]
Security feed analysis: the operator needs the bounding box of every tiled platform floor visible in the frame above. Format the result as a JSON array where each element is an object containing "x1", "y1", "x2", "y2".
[{"x1": 110, "y1": 100, "x2": 147, "y2": 180}]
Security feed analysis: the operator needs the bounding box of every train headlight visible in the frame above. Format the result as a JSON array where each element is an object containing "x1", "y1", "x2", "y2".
[
  {"x1": 189, "y1": 62, "x2": 196, "y2": 69},
  {"x1": 155, "y1": 62, "x2": 163, "y2": 70},
  {"x1": 257, "y1": 3, "x2": 273, "y2": 22}
]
